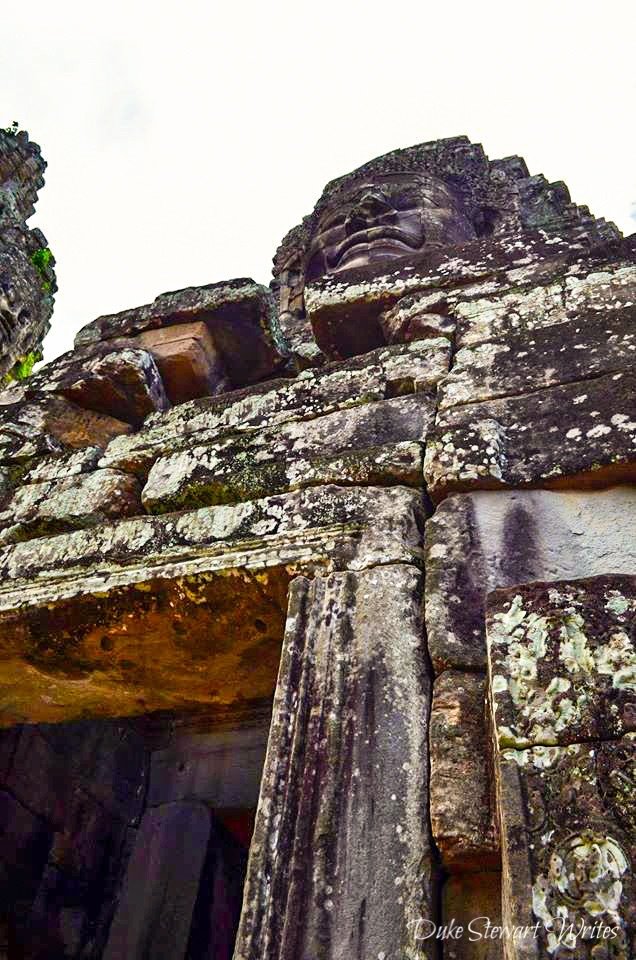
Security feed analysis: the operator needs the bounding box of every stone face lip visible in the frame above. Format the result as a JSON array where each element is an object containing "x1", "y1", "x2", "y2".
[
  {"x1": 74, "y1": 278, "x2": 284, "y2": 388},
  {"x1": 274, "y1": 135, "x2": 620, "y2": 363},
  {"x1": 487, "y1": 574, "x2": 636, "y2": 749}
]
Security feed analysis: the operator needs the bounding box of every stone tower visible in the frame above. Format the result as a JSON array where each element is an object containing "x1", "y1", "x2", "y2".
[
  {"x1": 0, "y1": 127, "x2": 56, "y2": 379},
  {"x1": 0, "y1": 136, "x2": 633, "y2": 959}
]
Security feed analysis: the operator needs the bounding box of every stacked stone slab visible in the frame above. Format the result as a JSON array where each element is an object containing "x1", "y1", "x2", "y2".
[{"x1": 0, "y1": 135, "x2": 633, "y2": 959}]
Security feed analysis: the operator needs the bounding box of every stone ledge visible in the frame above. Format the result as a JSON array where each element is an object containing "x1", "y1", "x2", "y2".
[
  {"x1": 425, "y1": 370, "x2": 636, "y2": 498},
  {"x1": 0, "y1": 484, "x2": 426, "y2": 611},
  {"x1": 100, "y1": 338, "x2": 450, "y2": 477}
]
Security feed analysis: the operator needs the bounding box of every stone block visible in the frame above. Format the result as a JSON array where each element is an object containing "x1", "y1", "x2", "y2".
[
  {"x1": 141, "y1": 393, "x2": 432, "y2": 512},
  {"x1": 75, "y1": 278, "x2": 283, "y2": 388},
  {"x1": 100, "y1": 337, "x2": 450, "y2": 477},
  {"x1": 487, "y1": 575, "x2": 636, "y2": 750},
  {"x1": 455, "y1": 262, "x2": 636, "y2": 348},
  {"x1": 424, "y1": 487, "x2": 636, "y2": 673},
  {"x1": 103, "y1": 801, "x2": 211, "y2": 960},
  {"x1": 0, "y1": 395, "x2": 130, "y2": 491},
  {"x1": 187, "y1": 815, "x2": 248, "y2": 960},
  {"x1": 495, "y1": 739, "x2": 635, "y2": 957},
  {"x1": 0, "y1": 468, "x2": 142, "y2": 544},
  {"x1": 0, "y1": 564, "x2": 289, "y2": 725},
  {"x1": 429, "y1": 671, "x2": 498, "y2": 870},
  {"x1": 29, "y1": 345, "x2": 169, "y2": 426},
  {"x1": 425, "y1": 370, "x2": 636, "y2": 498},
  {"x1": 0, "y1": 484, "x2": 426, "y2": 610},
  {"x1": 21, "y1": 446, "x2": 102, "y2": 484},
  {"x1": 439, "y1": 308, "x2": 636, "y2": 411},
  {"x1": 148, "y1": 724, "x2": 268, "y2": 808},
  {"x1": 136, "y1": 320, "x2": 231, "y2": 403}
]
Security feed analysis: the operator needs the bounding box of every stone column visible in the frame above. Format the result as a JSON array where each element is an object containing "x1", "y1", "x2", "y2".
[
  {"x1": 487, "y1": 575, "x2": 636, "y2": 959},
  {"x1": 234, "y1": 563, "x2": 435, "y2": 960}
]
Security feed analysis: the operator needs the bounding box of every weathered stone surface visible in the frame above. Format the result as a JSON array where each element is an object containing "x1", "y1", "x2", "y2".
[
  {"x1": 425, "y1": 370, "x2": 636, "y2": 498},
  {"x1": 100, "y1": 337, "x2": 450, "y2": 477},
  {"x1": 0, "y1": 485, "x2": 425, "y2": 611},
  {"x1": 439, "y1": 308, "x2": 636, "y2": 411},
  {"x1": 424, "y1": 487, "x2": 636, "y2": 672},
  {"x1": 103, "y1": 801, "x2": 211, "y2": 960},
  {"x1": 380, "y1": 290, "x2": 455, "y2": 344},
  {"x1": 440, "y1": 872, "x2": 503, "y2": 960},
  {"x1": 429, "y1": 671, "x2": 498, "y2": 870},
  {"x1": 136, "y1": 320, "x2": 231, "y2": 403},
  {"x1": 0, "y1": 128, "x2": 55, "y2": 377},
  {"x1": 274, "y1": 133, "x2": 620, "y2": 362},
  {"x1": 0, "y1": 468, "x2": 141, "y2": 544},
  {"x1": 235, "y1": 565, "x2": 434, "y2": 960},
  {"x1": 487, "y1": 575, "x2": 636, "y2": 749},
  {"x1": 0, "y1": 394, "x2": 130, "y2": 472},
  {"x1": 0, "y1": 566, "x2": 289, "y2": 726},
  {"x1": 75, "y1": 278, "x2": 284, "y2": 387},
  {"x1": 494, "y1": 739, "x2": 635, "y2": 958},
  {"x1": 27, "y1": 345, "x2": 170, "y2": 425},
  {"x1": 148, "y1": 723, "x2": 268, "y2": 808},
  {"x1": 2, "y1": 133, "x2": 634, "y2": 959},
  {"x1": 453, "y1": 260, "x2": 636, "y2": 348},
  {"x1": 21, "y1": 445, "x2": 102, "y2": 484},
  {"x1": 142, "y1": 393, "x2": 432, "y2": 511}
]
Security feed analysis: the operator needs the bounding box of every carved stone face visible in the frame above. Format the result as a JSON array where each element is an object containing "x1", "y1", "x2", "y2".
[{"x1": 305, "y1": 173, "x2": 476, "y2": 281}]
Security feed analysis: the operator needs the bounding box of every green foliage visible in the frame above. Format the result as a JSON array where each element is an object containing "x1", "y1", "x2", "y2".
[
  {"x1": 30, "y1": 248, "x2": 54, "y2": 294},
  {"x1": 2, "y1": 350, "x2": 42, "y2": 385},
  {"x1": 30, "y1": 247, "x2": 53, "y2": 277},
  {"x1": 3, "y1": 122, "x2": 19, "y2": 135}
]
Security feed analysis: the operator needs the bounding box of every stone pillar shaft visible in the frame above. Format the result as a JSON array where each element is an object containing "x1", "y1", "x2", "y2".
[{"x1": 234, "y1": 564, "x2": 435, "y2": 960}]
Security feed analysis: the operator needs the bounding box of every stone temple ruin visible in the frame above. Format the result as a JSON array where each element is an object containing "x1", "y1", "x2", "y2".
[{"x1": 0, "y1": 129, "x2": 634, "y2": 959}]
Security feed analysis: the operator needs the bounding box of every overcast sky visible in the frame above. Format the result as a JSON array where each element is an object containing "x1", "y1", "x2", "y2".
[{"x1": 4, "y1": 0, "x2": 635, "y2": 361}]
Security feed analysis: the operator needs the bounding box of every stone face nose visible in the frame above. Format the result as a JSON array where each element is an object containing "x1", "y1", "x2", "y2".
[{"x1": 344, "y1": 190, "x2": 393, "y2": 234}]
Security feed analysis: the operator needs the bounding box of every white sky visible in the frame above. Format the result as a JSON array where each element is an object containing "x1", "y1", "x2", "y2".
[{"x1": 4, "y1": 0, "x2": 635, "y2": 361}]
